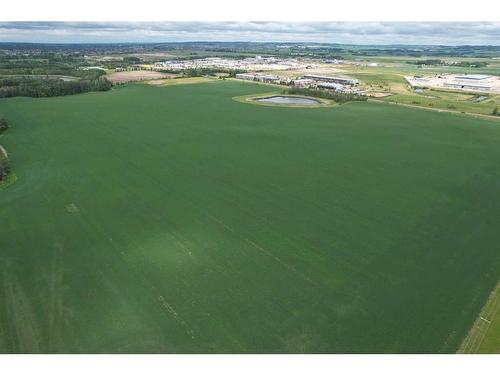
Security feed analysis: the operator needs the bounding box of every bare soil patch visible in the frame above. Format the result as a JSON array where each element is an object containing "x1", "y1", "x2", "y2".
[
  {"x1": 366, "y1": 92, "x2": 394, "y2": 98},
  {"x1": 107, "y1": 70, "x2": 176, "y2": 84}
]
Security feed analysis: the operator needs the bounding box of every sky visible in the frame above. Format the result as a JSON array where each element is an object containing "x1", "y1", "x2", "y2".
[{"x1": 1, "y1": 22, "x2": 500, "y2": 45}]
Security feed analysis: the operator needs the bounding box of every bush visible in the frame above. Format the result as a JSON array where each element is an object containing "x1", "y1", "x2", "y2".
[
  {"x1": 0, "y1": 117, "x2": 8, "y2": 133},
  {"x1": 492, "y1": 107, "x2": 498, "y2": 116},
  {"x1": 0, "y1": 151, "x2": 9, "y2": 182}
]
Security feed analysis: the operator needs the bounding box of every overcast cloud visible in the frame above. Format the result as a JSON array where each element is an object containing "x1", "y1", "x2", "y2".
[{"x1": 1, "y1": 22, "x2": 500, "y2": 45}]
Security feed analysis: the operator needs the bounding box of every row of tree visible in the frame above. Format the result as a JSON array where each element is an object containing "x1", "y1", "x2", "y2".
[
  {"x1": 283, "y1": 87, "x2": 368, "y2": 104},
  {"x1": 156, "y1": 67, "x2": 246, "y2": 78},
  {"x1": 406, "y1": 59, "x2": 488, "y2": 68},
  {"x1": 0, "y1": 117, "x2": 10, "y2": 182},
  {"x1": 0, "y1": 75, "x2": 112, "y2": 98}
]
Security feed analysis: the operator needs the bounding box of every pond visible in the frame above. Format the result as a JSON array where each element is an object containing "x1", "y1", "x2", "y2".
[{"x1": 255, "y1": 96, "x2": 320, "y2": 105}]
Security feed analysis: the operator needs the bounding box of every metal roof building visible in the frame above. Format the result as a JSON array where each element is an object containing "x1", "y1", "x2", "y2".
[{"x1": 303, "y1": 74, "x2": 359, "y2": 86}]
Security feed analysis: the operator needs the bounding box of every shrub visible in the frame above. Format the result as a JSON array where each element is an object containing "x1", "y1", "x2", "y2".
[
  {"x1": 0, "y1": 151, "x2": 9, "y2": 182},
  {"x1": 0, "y1": 117, "x2": 8, "y2": 133}
]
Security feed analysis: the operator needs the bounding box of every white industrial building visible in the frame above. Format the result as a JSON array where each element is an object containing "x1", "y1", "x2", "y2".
[
  {"x1": 235, "y1": 73, "x2": 280, "y2": 83},
  {"x1": 317, "y1": 82, "x2": 346, "y2": 91},
  {"x1": 235, "y1": 73, "x2": 258, "y2": 81},
  {"x1": 405, "y1": 74, "x2": 500, "y2": 93},
  {"x1": 292, "y1": 78, "x2": 314, "y2": 88}
]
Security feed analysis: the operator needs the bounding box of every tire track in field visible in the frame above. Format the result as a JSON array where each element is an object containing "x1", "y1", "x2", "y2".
[
  {"x1": 158, "y1": 295, "x2": 195, "y2": 339},
  {"x1": 207, "y1": 214, "x2": 316, "y2": 286},
  {"x1": 73, "y1": 203, "x2": 198, "y2": 343},
  {"x1": 1, "y1": 259, "x2": 42, "y2": 352},
  {"x1": 105, "y1": 139, "x2": 324, "y2": 288}
]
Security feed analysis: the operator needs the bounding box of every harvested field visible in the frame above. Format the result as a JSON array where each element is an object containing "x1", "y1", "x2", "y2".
[{"x1": 107, "y1": 70, "x2": 176, "y2": 84}]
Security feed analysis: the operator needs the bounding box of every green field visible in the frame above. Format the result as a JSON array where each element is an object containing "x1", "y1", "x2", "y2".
[
  {"x1": 459, "y1": 281, "x2": 500, "y2": 353},
  {"x1": 479, "y1": 287, "x2": 500, "y2": 353},
  {"x1": 1, "y1": 81, "x2": 500, "y2": 353}
]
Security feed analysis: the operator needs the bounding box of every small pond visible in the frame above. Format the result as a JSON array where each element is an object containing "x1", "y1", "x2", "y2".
[{"x1": 255, "y1": 96, "x2": 320, "y2": 105}]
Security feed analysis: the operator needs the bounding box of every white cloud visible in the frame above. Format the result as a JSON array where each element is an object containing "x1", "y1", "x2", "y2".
[{"x1": 1, "y1": 22, "x2": 500, "y2": 45}]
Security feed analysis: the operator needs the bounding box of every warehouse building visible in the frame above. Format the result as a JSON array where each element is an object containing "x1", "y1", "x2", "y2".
[
  {"x1": 317, "y1": 82, "x2": 345, "y2": 91},
  {"x1": 235, "y1": 73, "x2": 280, "y2": 83},
  {"x1": 405, "y1": 73, "x2": 500, "y2": 93},
  {"x1": 235, "y1": 73, "x2": 257, "y2": 81},
  {"x1": 444, "y1": 82, "x2": 492, "y2": 91},
  {"x1": 292, "y1": 78, "x2": 314, "y2": 88},
  {"x1": 303, "y1": 74, "x2": 359, "y2": 86},
  {"x1": 454, "y1": 74, "x2": 492, "y2": 81}
]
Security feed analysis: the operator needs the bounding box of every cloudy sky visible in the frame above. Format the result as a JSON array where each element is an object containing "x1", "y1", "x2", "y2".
[{"x1": 1, "y1": 22, "x2": 500, "y2": 45}]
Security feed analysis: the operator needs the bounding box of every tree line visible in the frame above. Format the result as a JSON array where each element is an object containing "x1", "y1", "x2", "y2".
[
  {"x1": 406, "y1": 59, "x2": 488, "y2": 68},
  {"x1": 0, "y1": 73, "x2": 112, "y2": 98},
  {"x1": 157, "y1": 67, "x2": 246, "y2": 78}
]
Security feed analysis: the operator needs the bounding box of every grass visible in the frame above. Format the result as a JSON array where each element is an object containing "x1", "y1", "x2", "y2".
[
  {"x1": 147, "y1": 77, "x2": 215, "y2": 86},
  {"x1": 1, "y1": 81, "x2": 500, "y2": 353},
  {"x1": 339, "y1": 64, "x2": 500, "y2": 115},
  {"x1": 0, "y1": 171, "x2": 17, "y2": 191},
  {"x1": 458, "y1": 281, "x2": 500, "y2": 353},
  {"x1": 478, "y1": 284, "x2": 500, "y2": 353}
]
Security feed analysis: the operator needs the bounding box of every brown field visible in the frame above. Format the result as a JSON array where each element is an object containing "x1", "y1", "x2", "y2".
[{"x1": 106, "y1": 70, "x2": 176, "y2": 84}]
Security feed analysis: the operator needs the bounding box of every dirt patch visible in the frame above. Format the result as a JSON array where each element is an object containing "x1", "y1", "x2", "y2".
[
  {"x1": 107, "y1": 70, "x2": 176, "y2": 84},
  {"x1": 366, "y1": 92, "x2": 394, "y2": 98}
]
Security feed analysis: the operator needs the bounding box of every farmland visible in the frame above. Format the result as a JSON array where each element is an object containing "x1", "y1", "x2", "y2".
[
  {"x1": 1, "y1": 80, "x2": 500, "y2": 353},
  {"x1": 106, "y1": 70, "x2": 175, "y2": 84}
]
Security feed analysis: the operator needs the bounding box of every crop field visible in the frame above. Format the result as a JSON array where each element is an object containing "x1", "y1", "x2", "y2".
[
  {"x1": 0, "y1": 80, "x2": 500, "y2": 353},
  {"x1": 459, "y1": 282, "x2": 500, "y2": 353}
]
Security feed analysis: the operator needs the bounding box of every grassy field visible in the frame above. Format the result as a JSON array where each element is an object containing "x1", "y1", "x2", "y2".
[
  {"x1": 478, "y1": 284, "x2": 500, "y2": 353},
  {"x1": 459, "y1": 282, "x2": 500, "y2": 353},
  {"x1": 147, "y1": 77, "x2": 215, "y2": 86},
  {"x1": 340, "y1": 65, "x2": 500, "y2": 115},
  {"x1": 271, "y1": 62, "x2": 500, "y2": 116},
  {"x1": 1, "y1": 81, "x2": 500, "y2": 353}
]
